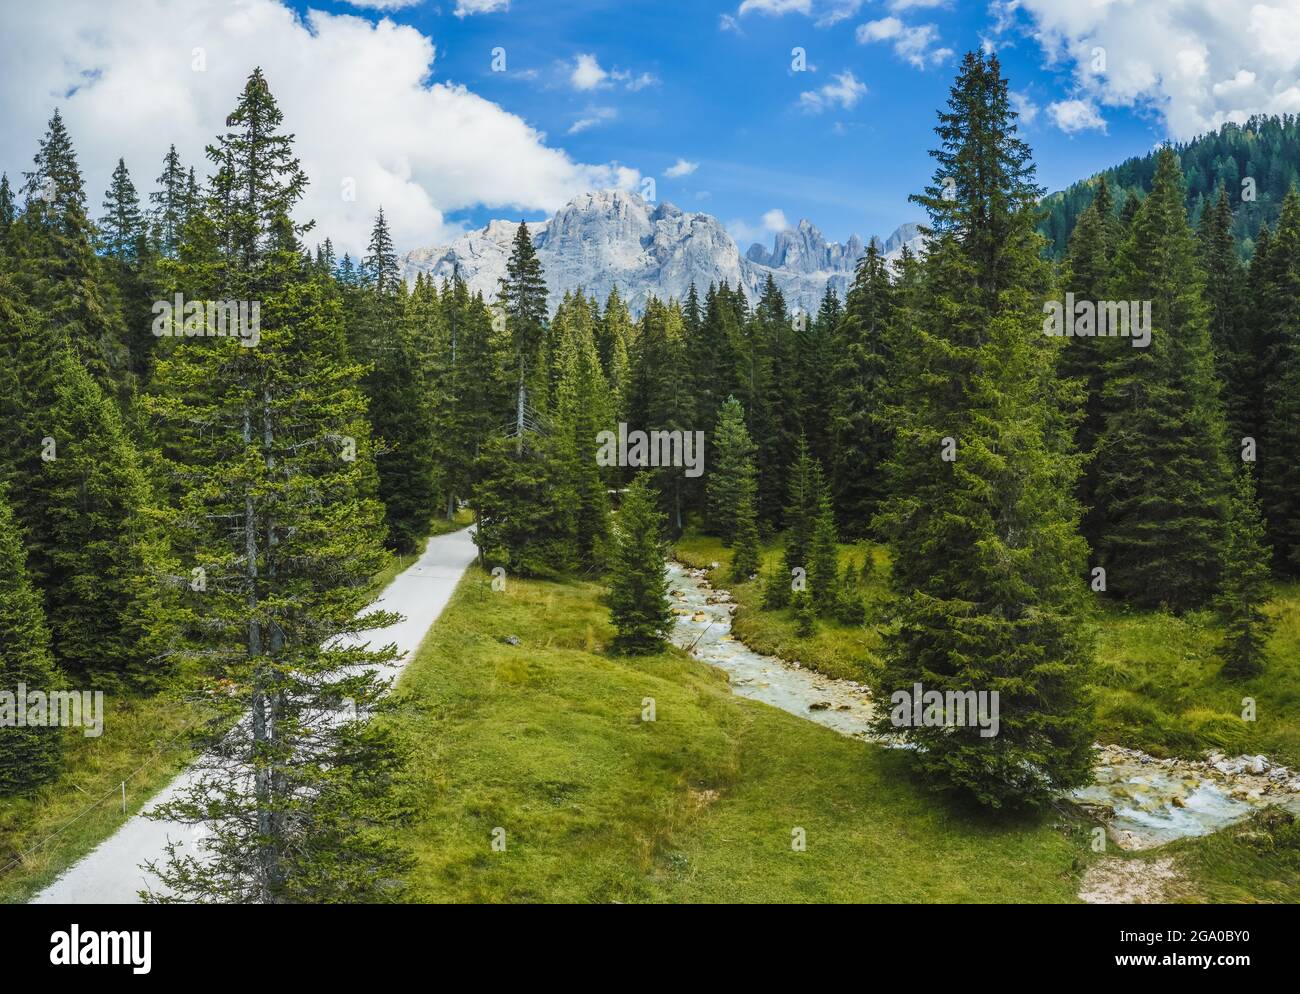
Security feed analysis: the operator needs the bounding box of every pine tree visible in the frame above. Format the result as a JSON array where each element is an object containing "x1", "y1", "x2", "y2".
[
  {"x1": 553, "y1": 293, "x2": 612, "y2": 569},
  {"x1": 0, "y1": 484, "x2": 63, "y2": 796},
  {"x1": 793, "y1": 588, "x2": 816, "y2": 637},
  {"x1": 830, "y1": 241, "x2": 894, "y2": 537},
  {"x1": 608, "y1": 475, "x2": 673, "y2": 654},
  {"x1": 705, "y1": 395, "x2": 756, "y2": 540},
  {"x1": 807, "y1": 469, "x2": 840, "y2": 614},
  {"x1": 730, "y1": 488, "x2": 761, "y2": 583},
  {"x1": 0, "y1": 173, "x2": 15, "y2": 242},
  {"x1": 498, "y1": 221, "x2": 548, "y2": 450},
  {"x1": 1217, "y1": 464, "x2": 1273, "y2": 678},
  {"x1": 100, "y1": 158, "x2": 144, "y2": 261},
  {"x1": 150, "y1": 144, "x2": 188, "y2": 256},
  {"x1": 10, "y1": 110, "x2": 130, "y2": 395},
  {"x1": 144, "y1": 69, "x2": 412, "y2": 902},
  {"x1": 1199, "y1": 186, "x2": 1248, "y2": 443},
  {"x1": 1059, "y1": 177, "x2": 1119, "y2": 552},
  {"x1": 1094, "y1": 147, "x2": 1231, "y2": 609},
  {"x1": 362, "y1": 209, "x2": 437, "y2": 553},
  {"x1": 873, "y1": 51, "x2": 1094, "y2": 809},
  {"x1": 782, "y1": 436, "x2": 817, "y2": 579},
  {"x1": 0, "y1": 278, "x2": 169, "y2": 689},
  {"x1": 1257, "y1": 190, "x2": 1300, "y2": 572}
]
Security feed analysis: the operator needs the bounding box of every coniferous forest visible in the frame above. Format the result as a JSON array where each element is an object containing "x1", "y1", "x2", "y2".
[{"x1": 2, "y1": 2, "x2": 1300, "y2": 936}]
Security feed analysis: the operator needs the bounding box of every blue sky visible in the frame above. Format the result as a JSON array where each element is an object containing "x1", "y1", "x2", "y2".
[
  {"x1": 4, "y1": 0, "x2": 1291, "y2": 256},
  {"x1": 296, "y1": 0, "x2": 1164, "y2": 247}
]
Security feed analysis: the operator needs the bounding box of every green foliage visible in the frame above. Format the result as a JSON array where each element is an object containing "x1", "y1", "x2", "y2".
[
  {"x1": 607, "y1": 475, "x2": 673, "y2": 654},
  {"x1": 830, "y1": 241, "x2": 895, "y2": 537},
  {"x1": 1217, "y1": 465, "x2": 1274, "y2": 678},
  {"x1": 1094, "y1": 148, "x2": 1231, "y2": 609},
  {"x1": 0, "y1": 486, "x2": 63, "y2": 795},
  {"x1": 729, "y1": 488, "x2": 761, "y2": 583},
  {"x1": 874, "y1": 51, "x2": 1094, "y2": 809},
  {"x1": 793, "y1": 587, "x2": 816, "y2": 637},
  {"x1": 704, "y1": 395, "x2": 756, "y2": 541}
]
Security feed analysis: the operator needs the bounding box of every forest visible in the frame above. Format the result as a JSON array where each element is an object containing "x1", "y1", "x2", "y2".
[{"x1": 2, "y1": 50, "x2": 1299, "y2": 904}]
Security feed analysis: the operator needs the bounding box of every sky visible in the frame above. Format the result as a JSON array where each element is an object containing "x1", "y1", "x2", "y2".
[{"x1": 2, "y1": 0, "x2": 1299, "y2": 257}]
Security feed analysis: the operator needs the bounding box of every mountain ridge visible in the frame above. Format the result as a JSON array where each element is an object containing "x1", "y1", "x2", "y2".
[{"x1": 400, "y1": 189, "x2": 923, "y2": 315}]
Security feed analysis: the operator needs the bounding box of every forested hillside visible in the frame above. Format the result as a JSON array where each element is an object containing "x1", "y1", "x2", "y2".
[
  {"x1": 3, "y1": 50, "x2": 1299, "y2": 904},
  {"x1": 1041, "y1": 114, "x2": 1300, "y2": 259}
]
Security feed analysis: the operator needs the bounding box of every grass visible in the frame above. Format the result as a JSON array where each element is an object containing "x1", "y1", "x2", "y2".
[
  {"x1": 0, "y1": 512, "x2": 475, "y2": 905},
  {"x1": 674, "y1": 528, "x2": 1300, "y2": 768},
  {"x1": 0, "y1": 685, "x2": 213, "y2": 903},
  {"x1": 388, "y1": 563, "x2": 1098, "y2": 902}
]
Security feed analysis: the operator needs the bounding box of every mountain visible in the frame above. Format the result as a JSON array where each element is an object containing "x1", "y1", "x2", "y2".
[{"x1": 400, "y1": 189, "x2": 923, "y2": 315}]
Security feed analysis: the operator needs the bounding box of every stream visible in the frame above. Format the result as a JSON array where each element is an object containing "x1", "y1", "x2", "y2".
[{"x1": 666, "y1": 561, "x2": 1300, "y2": 851}]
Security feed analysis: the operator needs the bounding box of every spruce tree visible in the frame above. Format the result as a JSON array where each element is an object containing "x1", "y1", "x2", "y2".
[
  {"x1": 608, "y1": 475, "x2": 673, "y2": 654},
  {"x1": 0, "y1": 484, "x2": 64, "y2": 795},
  {"x1": 807, "y1": 469, "x2": 840, "y2": 615},
  {"x1": 11, "y1": 110, "x2": 130, "y2": 395},
  {"x1": 1217, "y1": 464, "x2": 1273, "y2": 678},
  {"x1": 872, "y1": 51, "x2": 1094, "y2": 809},
  {"x1": 1094, "y1": 148, "x2": 1231, "y2": 609},
  {"x1": 150, "y1": 144, "x2": 188, "y2": 256},
  {"x1": 1199, "y1": 186, "x2": 1248, "y2": 443},
  {"x1": 363, "y1": 209, "x2": 437, "y2": 553},
  {"x1": 144, "y1": 69, "x2": 412, "y2": 902},
  {"x1": 705, "y1": 395, "x2": 756, "y2": 541},
  {"x1": 830, "y1": 241, "x2": 894, "y2": 537},
  {"x1": 100, "y1": 158, "x2": 144, "y2": 261},
  {"x1": 1059, "y1": 178, "x2": 1118, "y2": 552},
  {"x1": 498, "y1": 221, "x2": 548, "y2": 449},
  {"x1": 730, "y1": 488, "x2": 761, "y2": 583},
  {"x1": 1257, "y1": 190, "x2": 1300, "y2": 572},
  {"x1": 0, "y1": 278, "x2": 169, "y2": 689},
  {"x1": 782, "y1": 436, "x2": 817, "y2": 580}
]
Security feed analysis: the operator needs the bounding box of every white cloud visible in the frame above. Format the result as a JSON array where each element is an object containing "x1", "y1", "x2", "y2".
[
  {"x1": 0, "y1": 0, "x2": 640, "y2": 256},
  {"x1": 738, "y1": 0, "x2": 812, "y2": 15},
  {"x1": 570, "y1": 53, "x2": 609, "y2": 91},
  {"x1": 856, "y1": 17, "x2": 951, "y2": 68},
  {"x1": 719, "y1": 13, "x2": 743, "y2": 33},
  {"x1": 814, "y1": 0, "x2": 866, "y2": 26},
  {"x1": 571, "y1": 56, "x2": 658, "y2": 92},
  {"x1": 799, "y1": 70, "x2": 867, "y2": 113},
  {"x1": 1009, "y1": 0, "x2": 1300, "y2": 140},
  {"x1": 1048, "y1": 98, "x2": 1107, "y2": 134},
  {"x1": 343, "y1": 0, "x2": 421, "y2": 10},
  {"x1": 1010, "y1": 90, "x2": 1039, "y2": 125},
  {"x1": 763, "y1": 208, "x2": 789, "y2": 231},
  {"x1": 888, "y1": 0, "x2": 948, "y2": 10},
  {"x1": 453, "y1": 0, "x2": 510, "y2": 15},
  {"x1": 665, "y1": 159, "x2": 699, "y2": 178},
  {"x1": 568, "y1": 107, "x2": 617, "y2": 134}
]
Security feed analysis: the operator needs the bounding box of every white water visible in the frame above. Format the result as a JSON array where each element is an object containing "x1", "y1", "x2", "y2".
[{"x1": 666, "y1": 561, "x2": 1300, "y2": 850}]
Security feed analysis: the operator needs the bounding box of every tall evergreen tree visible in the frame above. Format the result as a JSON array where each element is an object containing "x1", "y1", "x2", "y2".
[
  {"x1": 498, "y1": 221, "x2": 548, "y2": 450},
  {"x1": 1093, "y1": 148, "x2": 1231, "y2": 609},
  {"x1": 145, "y1": 69, "x2": 412, "y2": 902},
  {"x1": 150, "y1": 144, "x2": 188, "y2": 256},
  {"x1": 99, "y1": 158, "x2": 145, "y2": 261},
  {"x1": 0, "y1": 484, "x2": 63, "y2": 795},
  {"x1": 704, "y1": 395, "x2": 757, "y2": 541},
  {"x1": 1217, "y1": 464, "x2": 1273, "y2": 678},
  {"x1": 872, "y1": 51, "x2": 1094, "y2": 809},
  {"x1": 830, "y1": 241, "x2": 895, "y2": 537},
  {"x1": 607, "y1": 475, "x2": 673, "y2": 654},
  {"x1": 1257, "y1": 190, "x2": 1300, "y2": 572},
  {"x1": 10, "y1": 110, "x2": 130, "y2": 395}
]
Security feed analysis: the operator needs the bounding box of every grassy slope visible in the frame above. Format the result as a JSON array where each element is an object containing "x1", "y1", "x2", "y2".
[
  {"x1": 0, "y1": 688, "x2": 211, "y2": 903},
  {"x1": 674, "y1": 531, "x2": 1300, "y2": 768},
  {"x1": 0, "y1": 517, "x2": 476, "y2": 904},
  {"x1": 390, "y1": 565, "x2": 1094, "y2": 902}
]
